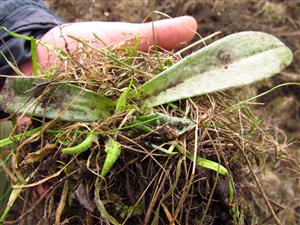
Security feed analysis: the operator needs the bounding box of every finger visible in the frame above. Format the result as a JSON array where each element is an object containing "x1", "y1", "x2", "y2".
[
  {"x1": 42, "y1": 16, "x2": 197, "y2": 50},
  {"x1": 92, "y1": 16, "x2": 198, "y2": 51},
  {"x1": 136, "y1": 16, "x2": 198, "y2": 51},
  {"x1": 36, "y1": 16, "x2": 197, "y2": 66}
]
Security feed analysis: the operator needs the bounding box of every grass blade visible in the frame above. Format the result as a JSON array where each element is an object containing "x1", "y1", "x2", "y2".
[
  {"x1": 0, "y1": 27, "x2": 40, "y2": 77},
  {"x1": 0, "y1": 27, "x2": 31, "y2": 41},
  {"x1": 94, "y1": 179, "x2": 121, "y2": 225},
  {"x1": 195, "y1": 157, "x2": 228, "y2": 176},
  {"x1": 0, "y1": 127, "x2": 42, "y2": 148},
  {"x1": 176, "y1": 143, "x2": 228, "y2": 176},
  {"x1": 30, "y1": 37, "x2": 38, "y2": 77}
]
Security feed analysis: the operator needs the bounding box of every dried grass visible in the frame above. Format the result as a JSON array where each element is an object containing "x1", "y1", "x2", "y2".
[{"x1": 1, "y1": 37, "x2": 298, "y2": 225}]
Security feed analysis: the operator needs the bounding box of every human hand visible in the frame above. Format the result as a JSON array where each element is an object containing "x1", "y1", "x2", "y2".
[
  {"x1": 15, "y1": 16, "x2": 197, "y2": 131},
  {"x1": 12, "y1": 16, "x2": 197, "y2": 197},
  {"x1": 20, "y1": 16, "x2": 197, "y2": 74}
]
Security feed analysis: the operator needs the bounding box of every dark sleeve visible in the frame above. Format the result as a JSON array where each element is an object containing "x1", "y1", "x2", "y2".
[
  {"x1": 0, "y1": 0, "x2": 63, "y2": 118},
  {"x1": 0, "y1": 0, "x2": 63, "y2": 76}
]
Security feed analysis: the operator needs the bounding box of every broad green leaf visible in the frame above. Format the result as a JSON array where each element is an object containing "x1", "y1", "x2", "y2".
[
  {"x1": 131, "y1": 31, "x2": 293, "y2": 108},
  {"x1": 0, "y1": 78, "x2": 115, "y2": 121}
]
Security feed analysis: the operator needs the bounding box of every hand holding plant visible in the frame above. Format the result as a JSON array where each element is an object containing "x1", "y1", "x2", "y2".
[
  {"x1": 12, "y1": 16, "x2": 197, "y2": 128},
  {"x1": 0, "y1": 12, "x2": 294, "y2": 224},
  {"x1": 19, "y1": 16, "x2": 197, "y2": 75}
]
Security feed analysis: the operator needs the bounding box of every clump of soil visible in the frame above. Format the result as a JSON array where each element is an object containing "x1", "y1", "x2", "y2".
[
  {"x1": 1, "y1": 37, "x2": 296, "y2": 225},
  {"x1": 44, "y1": 1, "x2": 300, "y2": 224}
]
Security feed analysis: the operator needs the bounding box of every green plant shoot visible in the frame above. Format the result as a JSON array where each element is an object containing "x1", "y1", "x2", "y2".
[
  {"x1": 0, "y1": 127, "x2": 42, "y2": 148},
  {"x1": 30, "y1": 37, "x2": 38, "y2": 77},
  {"x1": 175, "y1": 143, "x2": 228, "y2": 176},
  {"x1": 115, "y1": 79, "x2": 133, "y2": 113},
  {"x1": 62, "y1": 134, "x2": 95, "y2": 155},
  {"x1": 195, "y1": 157, "x2": 228, "y2": 176},
  {"x1": 100, "y1": 139, "x2": 121, "y2": 177},
  {"x1": 0, "y1": 27, "x2": 39, "y2": 77}
]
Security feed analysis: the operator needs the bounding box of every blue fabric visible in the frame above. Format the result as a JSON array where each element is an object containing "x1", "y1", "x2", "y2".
[
  {"x1": 0, "y1": 0, "x2": 63, "y2": 118},
  {"x1": 0, "y1": 0, "x2": 63, "y2": 76}
]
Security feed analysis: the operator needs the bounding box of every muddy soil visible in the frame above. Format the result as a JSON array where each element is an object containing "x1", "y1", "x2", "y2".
[{"x1": 43, "y1": 0, "x2": 300, "y2": 224}]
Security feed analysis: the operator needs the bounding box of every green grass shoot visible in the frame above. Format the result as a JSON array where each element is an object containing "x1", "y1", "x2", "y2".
[
  {"x1": 230, "y1": 82, "x2": 300, "y2": 111},
  {"x1": 0, "y1": 173, "x2": 28, "y2": 224},
  {"x1": 30, "y1": 37, "x2": 38, "y2": 77},
  {"x1": 175, "y1": 143, "x2": 228, "y2": 176},
  {"x1": 0, "y1": 27, "x2": 39, "y2": 77},
  {"x1": 100, "y1": 139, "x2": 121, "y2": 177},
  {"x1": 0, "y1": 126, "x2": 42, "y2": 148},
  {"x1": 0, "y1": 52, "x2": 24, "y2": 76},
  {"x1": 151, "y1": 143, "x2": 177, "y2": 155},
  {"x1": 94, "y1": 179, "x2": 121, "y2": 225},
  {"x1": 195, "y1": 157, "x2": 228, "y2": 176},
  {"x1": 62, "y1": 134, "x2": 96, "y2": 155},
  {"x1": 0, "y1": 189, "x2": 11, "y2": 210},
  {"x1": 115, "y1": 79, "x2": 133, "y2": 113}
]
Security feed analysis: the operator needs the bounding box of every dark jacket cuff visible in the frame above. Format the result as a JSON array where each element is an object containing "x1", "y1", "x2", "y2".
[
  {"x1": 0, "y1": 0, "x2": 63, "y2": 118},
  {"x1": 0, "y1": 0, "x2": 63, "y2": 77}
]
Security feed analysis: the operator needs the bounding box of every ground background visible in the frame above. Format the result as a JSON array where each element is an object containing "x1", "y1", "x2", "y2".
[{"x1": 44, "y1": 0, "x2": 300, "y2": 224}]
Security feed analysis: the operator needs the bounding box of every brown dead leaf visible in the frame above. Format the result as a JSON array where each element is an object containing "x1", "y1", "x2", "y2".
[{"x1": 23, "y1": 143, "x2": 57, "y2": 165}]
